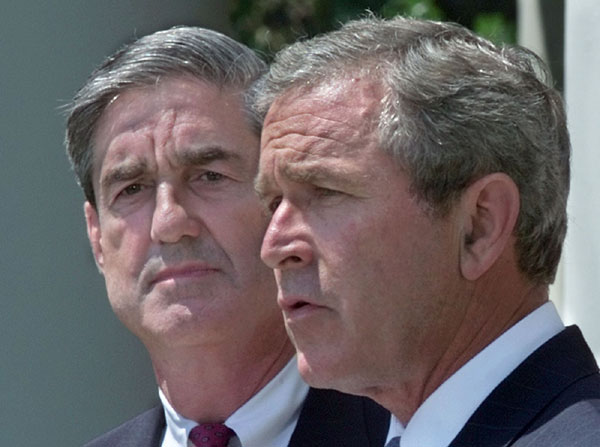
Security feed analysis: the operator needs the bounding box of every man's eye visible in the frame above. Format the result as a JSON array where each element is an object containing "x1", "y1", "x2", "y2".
[
  {"x1": 314, "y1": 186, "x2": 338, "y2": 197},
  {"x1": 200, "y1": 171, "x2": 224, "y2": 182},
  {"x1": 269, "y1": 196, "x2": 282, "y2": 213},
  {"x1": 122, "y1": 184, "x2": 143, "y2": 196}
]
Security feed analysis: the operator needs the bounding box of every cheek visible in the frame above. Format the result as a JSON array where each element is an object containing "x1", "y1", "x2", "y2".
[
  {"x1": 322, "y1": 214, "x2": 394, "y2": 282},
  {"x1": 99, "y1": 216, "x2": 150, "y2": 276},
  {"x1": 213, "y1": 198, "x2": 268, "y2": 252},
  {"x1": 206, "y1": 198, "x2": 274, "y2": 285},
  {"x1": 322, "y1": 211, "x2": 427, "y2": 316},
  {"x1": 99, "y1": 221, "x2": 126, "y2": 253},
  {"x1": 317, "y1": 219, "x2": 390, "y2": 323}
]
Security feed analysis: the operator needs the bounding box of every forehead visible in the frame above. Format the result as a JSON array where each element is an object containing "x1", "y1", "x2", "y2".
[
  {"x1": 263, "y1": 77, "x2": 382, "y2": 148},
  {"x1": 94, "y1": 76, "x2": 249, "y2": 147},
  {"x1": 91, "y1": 77, "x2": 257, "y2": 176},
  {"x1": 256, "y1": 77, "x2": 399, "y2": 200},
  {"x1": 260, "y1": 77, "x2": 383, "y2": 166}
]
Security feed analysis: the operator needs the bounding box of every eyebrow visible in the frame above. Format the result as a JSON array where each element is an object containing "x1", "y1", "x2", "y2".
[
  {"x1": 101, "y1": 161, "x2": 148, "y2": 192},
  {"x1": 176, "y1": 145, "x2": 241, "y2": 167},
  {"x1": 281, "y1": 162, "x2": 336, "y2": 184},
  {"x1": 254, "y1": 171, "x2": 273, "y2": 201},
  {"x1": 101, "y1": 145, "x2": 242, "y2": 192},
  {"x1": 255, "y1": 159, "x2": 361, "y2": 199}
]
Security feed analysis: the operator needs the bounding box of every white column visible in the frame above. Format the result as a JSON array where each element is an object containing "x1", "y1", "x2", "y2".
[
  {"x1": 517, "y1": 0, "x2": 547, "y2": 60},
  {"x1": 563, "y1": 1, "x2": 600, "y2": 359},
  {"x1": 517, "y1": 0, "x2": 564, "y2": 311}
]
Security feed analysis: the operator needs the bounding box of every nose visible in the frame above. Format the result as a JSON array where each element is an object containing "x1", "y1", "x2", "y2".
[
  {"x1": 150, "y1": 184, "x2": 202, "y2": 243},
  {"x1": 261, "y1": 199, "x2": 313, "y2": 270}
]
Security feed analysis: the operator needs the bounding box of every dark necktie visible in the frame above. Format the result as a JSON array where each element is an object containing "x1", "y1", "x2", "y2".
[
  {"x1": 189, "y1": 423, "x2": 236, "y2": 447},
  {"x1": 385, "y1": 436, "x2": 401, "y2": 447}
]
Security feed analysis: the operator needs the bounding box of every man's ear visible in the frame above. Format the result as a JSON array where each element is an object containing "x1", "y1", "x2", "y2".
[
  {"x1": 459, "y1": 173, "x2": 520, "y2": 281},
  {"x1": 84, "y1": 201, "x2": 104, "y2": 272}
]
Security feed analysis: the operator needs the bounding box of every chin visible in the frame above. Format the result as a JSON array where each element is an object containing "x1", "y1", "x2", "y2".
[
  {"x1": 296, "y1": 349, "x2": 375, "y2": 399},
  {"x1": 296, "y1": 353, "x2": 326, "y2": 388},
  {"x1": 136, "y1": 309, "x2": 213, "y2": 342},
  {"x1": 296, "y1": 350, "x2": 342, "y2": 389}
]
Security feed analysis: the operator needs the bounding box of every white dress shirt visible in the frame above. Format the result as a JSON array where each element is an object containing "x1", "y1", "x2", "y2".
[
  {"x1": 385, "y1": 301, "x2": 564, "y2": 447},
  {"x1": 160, "y1": 357, "x2": 309, "y2": 447}
]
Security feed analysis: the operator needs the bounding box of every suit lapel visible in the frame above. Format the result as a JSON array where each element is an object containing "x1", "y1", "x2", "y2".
[
  {"x1": 145, "y1": 406, "x2": 166, "y2": 447},
  {"x1": 449, "y1": 326, "x2": 599, "y2": 447},
  {"x1": 288, "y1": 388, "x2": 390, "y2": 447},
  {"x1": 84, "y1": 405, "x2": 165, "y2": 447},
  {"x1": 125, "y1": 405, "x2": 165, "y2": 447}
]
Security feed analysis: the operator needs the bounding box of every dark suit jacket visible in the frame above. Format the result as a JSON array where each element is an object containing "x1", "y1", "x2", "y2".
[
  {"x1": 450, "y1": 326, "x2": 600, "y2": 446},
  {"x1": 83, "y1": 387, "x2": 389, "y2": 447}
]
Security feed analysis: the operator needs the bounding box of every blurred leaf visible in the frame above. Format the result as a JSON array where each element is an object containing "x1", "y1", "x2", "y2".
[
  {"x1": 228, "y1": 0, "x2": 515, "y2": 57},
  {"x1": 229, "y1": 0, "x2": 328, "y2": 57},
  {"x1": 473, "y1": 12, "x2": 516, "y2": 44},
  {"x1": 381, "y1": 0, "x2": 444, "y2": 20}
]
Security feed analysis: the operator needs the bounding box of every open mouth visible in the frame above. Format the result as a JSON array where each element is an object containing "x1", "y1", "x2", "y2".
[{"x1": 291, "y1": 300, "x2": 310, "y2": 310}]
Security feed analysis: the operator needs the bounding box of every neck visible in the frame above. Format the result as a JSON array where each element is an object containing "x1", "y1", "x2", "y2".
[{"x1": 149, "y1": 331, "x2": 295, "y2": 422}]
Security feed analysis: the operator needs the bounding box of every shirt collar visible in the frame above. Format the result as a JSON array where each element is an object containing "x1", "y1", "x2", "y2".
[
  {"x1": 386, "y1": 301, "x2": 564, "y2": 447},
  {"x1": 160, "y1": 356, "x2": 309, "y2": 447}
]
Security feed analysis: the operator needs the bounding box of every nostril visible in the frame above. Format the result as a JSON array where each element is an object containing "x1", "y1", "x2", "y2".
[{"x1": 290, "y1": 256, "x2": 302, "y2": 263}]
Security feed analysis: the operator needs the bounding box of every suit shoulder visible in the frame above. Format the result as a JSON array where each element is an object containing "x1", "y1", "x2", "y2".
[
  {"x1": 83, "y1": 406, "x2": 164, "y2": 447},
  {"x1": 517, "y1": 373, "x2": 600, "y2": 446}
]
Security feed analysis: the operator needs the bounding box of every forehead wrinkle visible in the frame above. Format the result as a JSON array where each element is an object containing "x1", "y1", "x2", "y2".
[
  {"x1": 265, "y1": 108, "x2": 367, "y2": 161},
  {"x1": 266, "y1": 133, "x2": 351, "y2": 161},
  {"x1": 267, "y1": 78, "x2": 381, "y2": 132},
  {"x1": 266, "y1": 111, "x2": 363, "y2": 149},
  {"x1": 257, "y1": 79, "x2": 382, "y2": 200}
]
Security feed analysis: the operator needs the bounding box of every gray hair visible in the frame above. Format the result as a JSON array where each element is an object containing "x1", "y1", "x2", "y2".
[
  {"x1": 253, "y1": 15, "x2": 570, "y2": 285},
  {"x1": 66, "y1": 26, "x2": 266, "y2": 208}
]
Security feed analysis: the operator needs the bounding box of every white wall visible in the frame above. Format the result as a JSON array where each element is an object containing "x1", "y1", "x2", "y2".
[
  {"x1": 563, "y1": 1, "x2": 600, "y2": 359},
  {"x1": 0, "y1": 2, "x2": 228, "y2": 444},
  {"x1": 517, "y1": 0, "x2": 599, "y2": 360}
]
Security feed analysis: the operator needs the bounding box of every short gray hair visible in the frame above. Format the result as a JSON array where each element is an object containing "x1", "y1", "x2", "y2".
[
  {"x1": 254, "y1": 15, "x2": 570, "y2": 285},
  {"x1": 66, "y1": 26, "x2": 266, "y2": 208}
]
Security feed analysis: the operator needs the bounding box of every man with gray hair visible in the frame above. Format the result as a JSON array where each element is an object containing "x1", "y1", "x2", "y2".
[
  {"x1": 65, "y1": 26, "x2": 388, "y2": 447},
  {"x1": 255, "y1": 15, "x2": 600, "y2": 446}
]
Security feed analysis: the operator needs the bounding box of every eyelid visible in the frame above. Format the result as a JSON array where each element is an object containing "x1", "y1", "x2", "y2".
[
  {"x1": 314, "y1": 185, "x2": 339, "y2": 195},
  {"x1": 256, "y1": 190, "x2": 281, "y2": 215},
  {"x1": 191, "y1": 170, "x2": 227, "y2": 182},
  {"x1": 106, "y1": 181, "x2": 151, "y2": 209},
  {"x1": 116, "y1": 180, "x2": 151, "y2": 197},
  {"x1": 121, "y1": 183, "x2": 144, "y2": 195}
]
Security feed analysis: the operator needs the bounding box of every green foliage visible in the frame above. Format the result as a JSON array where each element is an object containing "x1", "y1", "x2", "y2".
[
  {"x1": 381, "y1": 0, "x2": 443, "y2": 21},
  {"x1": 229, "y1": 0, "x2": 323, "y2": 56},
  {"x1": 473, "y1": 12, "x2": 516, "y2": 44},
  {"x1": 228, "y1": 0, "x2": 515, "y2": 57}
]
